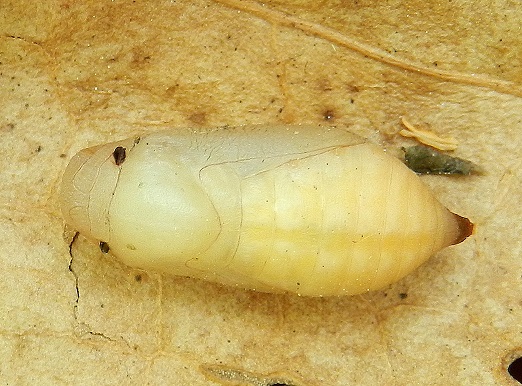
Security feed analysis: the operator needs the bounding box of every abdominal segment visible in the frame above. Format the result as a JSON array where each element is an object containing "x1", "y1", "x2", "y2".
[{"x1": 224, "y1": 143, "x2": 460, "y2": 296}]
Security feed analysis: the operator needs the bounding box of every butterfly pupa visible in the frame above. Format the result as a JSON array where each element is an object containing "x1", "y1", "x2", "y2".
[{"x1": 60, "y1": 125, "x2": 473, "y2": 296}]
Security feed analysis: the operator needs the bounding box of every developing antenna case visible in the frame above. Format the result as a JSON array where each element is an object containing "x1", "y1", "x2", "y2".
[{"x1": 60, "y1": 125, "x2": 473, "y2": 296}]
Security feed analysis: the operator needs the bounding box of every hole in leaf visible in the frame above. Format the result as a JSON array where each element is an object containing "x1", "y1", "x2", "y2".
[{"x1": 509, "y1": 357, "x2": 522, "y2": 383}]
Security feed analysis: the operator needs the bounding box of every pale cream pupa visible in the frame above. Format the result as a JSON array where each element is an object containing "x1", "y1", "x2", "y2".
[{"x1": 60, "y1": 125, "x2": 473, "y2": 296}]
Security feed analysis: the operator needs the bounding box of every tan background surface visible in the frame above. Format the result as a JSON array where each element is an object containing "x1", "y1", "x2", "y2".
[{"x1": 1, "y1": 0, "x2": 521, "y2": 385}]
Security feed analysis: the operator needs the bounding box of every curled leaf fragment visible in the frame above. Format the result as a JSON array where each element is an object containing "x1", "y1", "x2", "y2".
[{"x1": 400, "y1": 117, "x2": 458, "y2": 151}]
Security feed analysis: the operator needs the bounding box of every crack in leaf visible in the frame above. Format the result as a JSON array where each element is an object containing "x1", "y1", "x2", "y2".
[
  {"x1": 67, "y1": 233, "x2": 134, "y2": 348},
  {"x1": 68, "y1": 232, "x2": 80, "y2": 320}
]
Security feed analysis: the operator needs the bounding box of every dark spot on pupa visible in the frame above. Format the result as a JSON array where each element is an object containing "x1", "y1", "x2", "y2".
[
  {"x1": 399, "y1": 292, "x2": 408, "y2": 299},
  {"x1": 99, "y1": 241, "x2": 110, "y2": 254},
  {"x1": 113, "y1": 146, "x2": 126, "y2": 166},
  {"x1": 135, "y1": 274, "x2": 142, "y2": 282}
]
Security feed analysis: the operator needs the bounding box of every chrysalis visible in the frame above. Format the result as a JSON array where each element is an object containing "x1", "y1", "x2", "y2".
[{"x1": 60, "y1": 125, "x2": 473, "y2": 296}]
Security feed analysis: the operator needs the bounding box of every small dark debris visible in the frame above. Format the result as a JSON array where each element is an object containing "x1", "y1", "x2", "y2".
[
  {"x1": 99, "y1": 241, "x2": 110, "y2": 254},
  {"x1": 399, "y1": 292, "x2": 408, "y2": 299},
  {"x1": 112, "y1": 146, "x2": 126, "y2": 166}
]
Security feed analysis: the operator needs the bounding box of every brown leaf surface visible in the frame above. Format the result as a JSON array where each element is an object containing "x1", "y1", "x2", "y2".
[{"x1": 1, "y1": 0, "x2": 521, "y2": 384}]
